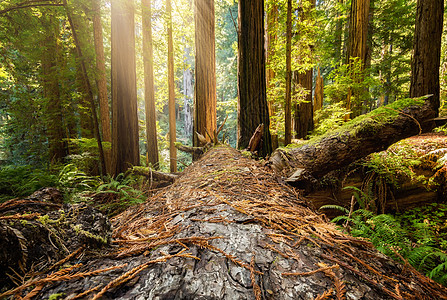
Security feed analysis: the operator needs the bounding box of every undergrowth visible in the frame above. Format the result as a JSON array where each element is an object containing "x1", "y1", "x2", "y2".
[{"x1": 321, "y1": 188, "x2": 447, "y2": 286}]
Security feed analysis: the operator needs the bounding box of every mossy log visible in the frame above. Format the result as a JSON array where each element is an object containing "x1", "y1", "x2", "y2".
[
  {"x1": 5, "y1": 146, "x2": 446, "y2": 300},
  {"x1": 270, "y1": 97, "x2": 436, "y2": 189}
]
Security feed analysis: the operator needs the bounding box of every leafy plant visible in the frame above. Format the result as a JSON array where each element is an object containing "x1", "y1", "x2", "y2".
[
  {"x1": 321, "y1": 192, "x2": 447, "y2": 286},
  {"x1": 57, "y1": 164, "x2": 100, "y2": 201}
]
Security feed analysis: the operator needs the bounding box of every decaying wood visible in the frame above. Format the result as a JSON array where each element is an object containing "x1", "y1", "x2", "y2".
[
  {"x1": 4, "y1": 146, "x2": 446, "y2": 300},
  {"x1": 247, "y1": 123, "x2": 264, "y2": 153},
  {"x1": 175, "y1": 142, "x2": 206, "y2": 157},
  {"x1": 270, "y1": 98, "x2": 436, "y2": 188},
  {"x1": 130, "y1": 166, "x2": 178, "y2": 182}
]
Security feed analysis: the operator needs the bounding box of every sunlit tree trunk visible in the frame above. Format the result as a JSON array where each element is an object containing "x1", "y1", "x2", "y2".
[
  {"x1": 313, "y1": 67, "x2": 323, "y2": 113},
  {"x1": 410, "y1": 0, "x2": 444, "y2": 115},
  {"x1": 41, "y1": 13, "x2": 68, "y2": 163},
  {"x1": 193, "y1": 0, "x2": 216, "y2": 154},
  {"x1": 345, "y1": 0, "x2": 370, "y2": 118},
  {"x1": 93, "y1": 0, "x2": 112, "y2": 173},
  {"x1": 142, "y1": 0, "x2": 159, "y2": 169},
  {"x1": 166, "y1": 0, "x2": 177, "y2": 172},
  {"x1": 237, "y1": 0, "x2": 271, "y2": 156},
  {"x1": 266, "y1": 1, "x2": 278, "y2": 150},
  {"x1": 334, "y1": 0, "x2": 344, "y2": 65},
  {"x1": 284, "y1": 0, "x2": 292, "y2": 145},
  {"x1": 111, "y1": 0, "x2": 140, "y2": 175},
  {"x1": 294, "y1": 0, "x2": 315, "y2": 139}
]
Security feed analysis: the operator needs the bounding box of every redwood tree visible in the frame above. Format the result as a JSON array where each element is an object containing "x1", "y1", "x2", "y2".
[
  {"x1": 410, "y1": 0, "x2": 444, "y2": 115},
  {"x1": 167, "y1": 0, "x2": 177, "y2": 172},
  {"x1": 284, "y1": 0, "x2": 292, "y2": 145},
  {"x1": 111, "y1": 0, "x2": 140, "y2": 175},
  {"x1": 237, "y1": 0, "x2": 271, "y2": 156},
  {"x1": 142, "y1": 0, "x2": 159, "y2": 168},
  {"x1": 193, "y1": 0, "x2": 216, "y2": 151}
]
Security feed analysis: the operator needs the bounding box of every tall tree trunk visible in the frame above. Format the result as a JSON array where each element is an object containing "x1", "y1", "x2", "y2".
[
  {"x1": 266, "y1": 1, "x2": 278, "y2": 150},
  {"x1": 345, "y1": 0, "x2": 370, "y2": 118},
  {"x1": 410, "y1": 0, "x2": 444, "y2": 115},
  {"x1": 64, "y1": 0, "x2": 106, "y2": 175},
  {"x1": 294, "y1": 0, "x2": 315, "y2": 139},
  {"x1": 313, "y1": 67, "x2": 323, "y2": 113},
  {"x1": 193, "y1": 0, "x2": 216, "y2": 156},
  {"x1": 334, "y1": 0, "x2": 344, "y2": 65},
  {"x1": 111, "y1": 0, "x2": 140, "y2": 175},
  {"x1": 284, "y1": 0, "x2": 292, "y2": 145},
  {"x1": 93, "y1": 0, "x2": 112, "y2": 173},
  {"x1": 166, "y1": 0, "x2": 177, "y2": 172},
  {"x1": 237, "y1": 0, "x2": 271, "y2": 156},
  {"x1": 142, "y1": 0, "x2": 159, "y2": 169},
  {"x1": 41, "y1": 14, "x2": 67, "y2": 163}
]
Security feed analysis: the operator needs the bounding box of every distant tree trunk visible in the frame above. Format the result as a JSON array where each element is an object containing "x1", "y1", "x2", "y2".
[
  {"x1": 166, "y1": 0, "x2": 177, "y2": 172},
  {"x1": 334, "y1": 0, "x2": 345, "y2": 65},
  {"x1": 93, "y1": 0, "x2": 112, "y2": 173},
  {"x1": 345, "y1": 0, "x2": 370, "y2": 118},
  {"x1": 142, "y1": 0, "x2": 159, "y2": 169},
  {"x1": 237, "y1": 0, "x2": 272, "y2": 156},
  {"x1": 193, "y1": 0, "x2": 216, "y2": 155},
  {"x1": 284, "y1": 0, "x2": 292, "y2": 145},
  {"x1": 111, "y1": 0, "x2": 140, "y2": 175},
  {"x1": 41, "y1": 14, "x2": 68, "y2": 163},
  {"x1": 64, "y1": 0, "x2": 106, "y2": 175},
  {"x1": 266, "y1": 2, "x2": 278, "y2": 150},
  {"x1": 75, "y1": 63, "x2": 94, "y2": 138},
  {"x1": 313, "y1": 67, "x2": 323, "y2": 113},
  {"x1": 294, "y1": 0, "x2": 315, "y2": 139},
  {"x1": 183, "y1": 67, "x2": 193, "y2": 140},
  {"x1": 410, "y1": 0, "x2": 444, "y2": 115}
]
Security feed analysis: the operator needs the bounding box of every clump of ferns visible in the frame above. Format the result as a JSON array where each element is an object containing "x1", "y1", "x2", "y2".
[{"x1": 320, "y1": 187, "x2": 447, "y2": 286}]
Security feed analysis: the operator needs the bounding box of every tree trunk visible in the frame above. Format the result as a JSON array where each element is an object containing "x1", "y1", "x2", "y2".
[
  {"x1": 9, "y1": 147, "x2": 447, "y2": 300},
  {"x1": 41, "y1": 13, "x2": 68, "y2": 163},
  {"x1": 64, "y1": 0, "x2": 106, "y2": 175},
  {"x1": 266, "y1": 2, "x2": 278, "y2": 150},
  {"x1": 142, "y1": 0, "x2": 159, "y2": 169},
  {"x1": 313, "y1": 67, "x2": 323, "y2": 113},
  {"x1": 237, "y1": 0, "x2": 272, "y2": 156},
  {"x1": 111, "y1": 0, "x2": 140, "y2": 175},
  {"x1": 167, "y1": 0, "x2": 177, "y2": 172},
  {"x1": 284, "y1": 0, "x2": 293, "y2": 146},
  {"x1": 409, "y1": 0, "x2": 444, "y2": 115},
  {"x1": 345, "y1": 0, "x2": 370, "y2": 118},
  {"x1": 270, "y1": 97, "x2": 436, "y2": 189},
  {"x1": 193, "y1": 0, "x2": 216, "y2": 154},
  {"x1": 93, "y1": 0, "x2": 112, "y2": 173}
]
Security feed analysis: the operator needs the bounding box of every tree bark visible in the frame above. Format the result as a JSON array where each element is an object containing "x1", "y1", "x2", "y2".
[
  {"x1": 10, "y1": 147, "x2": 447, "y2": 300},
  {"x1": 409, "y1": 0, "x2": 444, "y2": 115},
  {"x1": 313, "y1": 67, "x2": 323, "y2": 113},
  {"x1": 111, "y1": 0, "x2": 140, "y2": 175},
  {"x1": 237, "y1": 0, "x2": 272, "y2": 156},
  {"x1": 40, "y1": 13, "x2": 68, "y2": 163},
  {"x1": 284, "y1": 0, "x2": 293, "y2": 146},
  {"x1": 93, "y1": 0, "x2": 112, "y2": 173},
  {"x1": 270, "y1": 98, "x2": 436, "y2": 188},
  {"x1": 142, "y1": 0, "x2": 159, "y2": 169},
  {"x1": 166, "y1": 0, "x2": 177, "y2": 173},
  {"x1": 193, "y1": 0, "x2": 216, "y2": 154}
]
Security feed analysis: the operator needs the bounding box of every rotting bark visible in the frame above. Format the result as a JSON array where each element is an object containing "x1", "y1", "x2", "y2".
[
  {"x1": 4, "y1": 147, "x2": 447, "y2": 300},
  {"x1": 269, "y1": 97, "x2": 436, "y2": 189}
]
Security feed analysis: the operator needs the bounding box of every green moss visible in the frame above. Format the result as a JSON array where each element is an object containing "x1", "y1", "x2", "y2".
[
  {"x1": 48, "y1": 293, "x2": 65, "y2": 300},
  {"x1": 71, "y1": 224, "x2": 108, "y2": 244}
]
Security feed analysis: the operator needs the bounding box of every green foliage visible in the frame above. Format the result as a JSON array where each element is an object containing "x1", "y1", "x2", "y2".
[
  {"x1": 0, "y1": 165, "x2": 58, "y2": 202},
  {"x1": 312, "y1": 102, "x2": 350, "y2": 136},
  {"x1": 57, "y1": 164, "x2": 100, "y2": 201},
  {"x1": 322, "y1": 191, "x2": 447, "y2": 286}
]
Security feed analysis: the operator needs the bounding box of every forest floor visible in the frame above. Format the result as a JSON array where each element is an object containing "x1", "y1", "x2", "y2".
[{"x1": 1, "y1": 144, "x2": 447, "y2": 299}]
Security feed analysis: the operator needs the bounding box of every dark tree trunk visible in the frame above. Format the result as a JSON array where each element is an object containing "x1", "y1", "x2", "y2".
[
  {"x1": 193, "y1": 0, "x2": 216, "y2": 154},
  {"x1": 409, "y1": 0, "x2": 444, "y2": 115},
  {"x1": 93, "y1": 0, "x2": 112, "y2": 173},
  {"x1": 237, "y1": 0, "x2": 272, "y2": 156},
  {"x1": 294, "y1": 69, "x2": 314, "y2": 139},
  {"x1": 111, "y1": 0, "x2": 140, "y2": 175},
  {"x1": 41, "y1": 13, "x2": 68, "y2": 163},
  {"x1": 142, "y1": 0, "x2": 159, "y2": 169},
  {"x1": 284, "y1": 0, "x2": 293, "y2": 146}
]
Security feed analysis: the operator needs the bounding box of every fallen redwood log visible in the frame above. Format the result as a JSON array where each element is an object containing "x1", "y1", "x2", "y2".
[
  {"x1": 4, "y1": 146, "x2": 446, "y2": 300},
  {"x1": 269, "y1": 97, "x2": 436, "y2": 189}
]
